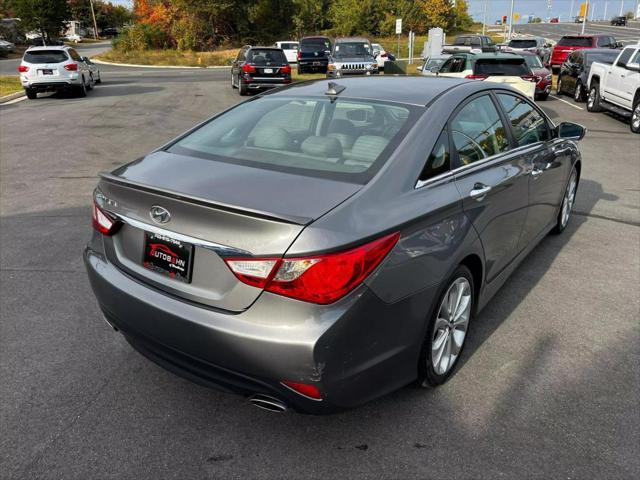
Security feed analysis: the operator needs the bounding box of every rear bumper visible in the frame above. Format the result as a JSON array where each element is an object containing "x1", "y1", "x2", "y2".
[
  {"x1": 245, "y1": 80, "x2": 290, "y2": 90},
  {"x1": 22, "y1": 78, "x2": 82, "y2": 90},
  {"x1": 84, "y1": 240, "x2": 428, "y2": 414}
]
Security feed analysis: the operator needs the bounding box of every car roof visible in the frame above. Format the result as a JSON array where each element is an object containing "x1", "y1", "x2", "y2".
[
  {"x1": 248, "y1": 46, "x2": 283, "y2": 50},
  {"x1": 301, "y1": 36, "x2": 330, "y2": 41},
  {"x1": 266, "y1": 76, "x2": 471, "y2": 107},
  {"x1": 335, "y1": 37, "x2": 370, "y2": 43},
  {"x1": 25, "y1": 45, "x2": 71, "y2": 51}
]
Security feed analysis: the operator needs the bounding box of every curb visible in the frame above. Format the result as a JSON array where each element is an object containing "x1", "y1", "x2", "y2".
[
  {"x1": 92, "y1": 58, "x2": 231, "y2": 69},
  {"x1": 0, "y1": 90, "x2": 25, "y2": 104}
]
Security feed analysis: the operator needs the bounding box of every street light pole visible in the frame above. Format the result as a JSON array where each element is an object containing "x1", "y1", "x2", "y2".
[
  {"x1": 604, "y1": 0, "x2": 609, "y2": 20},
  {"x1": 620, "y1": 0, "x2": 624, "y2": 16},
  {"x1": 570, "y1": 0, "x2": 575, "y2": 19},
  {"x1": 482, "y1": 0, "x2": 488, "y2": 35},
  {"x1": 582, "y1": 0, "x2": 589, "y2": 33},
  {"x1": 507, "y1": 0, "x2": 515, "y2": 40}
]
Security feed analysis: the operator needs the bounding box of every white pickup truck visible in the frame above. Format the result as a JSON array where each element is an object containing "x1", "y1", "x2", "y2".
[{"x1": 587, "y1": 43, "x2": 640, "y2": 133}]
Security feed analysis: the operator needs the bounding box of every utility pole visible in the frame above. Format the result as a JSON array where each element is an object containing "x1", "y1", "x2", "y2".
[
  {"x1": 582, "y1": 0, "x2": 589, "y2": 33},
  {"x1": 604, "y1": 0, "x2": 608, "y2": 20},
  {"x1": 570, "y1": 0, "x2": 575, "y2": 19},
  {"x1": 89, "y1": 0, "x2": 99, "y2": 40},
  {"x1": 482, "y1": 0, "x2": 488, "y2": 35},
  {"x1": 507, "y1": 0, "x2": 515, "y2": 40},
  {"x1": 619, "y1": 0, "x2": 624, "y2": 16}
]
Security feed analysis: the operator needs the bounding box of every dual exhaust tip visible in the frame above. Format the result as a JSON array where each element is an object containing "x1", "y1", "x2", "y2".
[{"x1": 248, "y1": 394, "x2": 288, "y2": 413}]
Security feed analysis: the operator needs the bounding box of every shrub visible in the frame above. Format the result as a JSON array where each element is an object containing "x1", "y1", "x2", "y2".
[{"x1": 112, "y1": 23, "x2": 169, "y2": 51}]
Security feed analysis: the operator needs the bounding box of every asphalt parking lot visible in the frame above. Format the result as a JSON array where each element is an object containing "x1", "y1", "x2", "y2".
[{"x1": 1, "y1": 64, "x2": 639, "y2": 479}]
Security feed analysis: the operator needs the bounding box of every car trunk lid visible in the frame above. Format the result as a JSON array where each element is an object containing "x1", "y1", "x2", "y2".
[{"x1": 97, "y1": 151, "x2": 361, "y2": 312}]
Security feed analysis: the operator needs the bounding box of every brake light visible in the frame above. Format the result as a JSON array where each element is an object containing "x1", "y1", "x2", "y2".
[
  {"x1": 224, "y1": 232, "x2": 399, "y2": 304},
  {"x1": 297, "y1": 50, "x2": 301, "y2": 60},
  {"x1": 381, "y1": 53, "x2": 388, "y2": 58},
  {"x1": 465, "y1": 74, "x2": 489, "y2": 80},
  {"x1": 242, "y1": 63, "x2": 256, "y2": 73},
  {"x1": 521, "y1": 74, "x2": 537, "y2": 82},
  {"x1": 18, "y1": 65, "x2": 29, "y2": 72},
  {"x1": 92, "y1": 201, "x2": 120, "y2": 235},
  {"x1": 64, "y1": 63, "x2": 78, "y2": 71},
  {"x1": 281, "y1": 64, "x2": 291, "y2": 74},
  {"x1": 281, "y1": 381, "x2": 322, "y2": 400}
]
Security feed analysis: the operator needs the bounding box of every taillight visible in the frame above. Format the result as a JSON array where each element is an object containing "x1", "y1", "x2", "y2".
[
  {"x1": 92, "y1": 201, "x2": 120, "y2": 235},
  {"x1": 380, "y1": 53, "x2": 388, "y2": 58},
  {"x1": 281, "y1": 380, "x2": 322, "y2": 400},
  {"x1": 465, "y1": 74, "x2": 489, "y2": 80},
  {"x1": 18, "y1": 65, "x2": 29, "y2": 73},
  {"x1": 297, "y1": 50, "x2": 301, "y2": 60},
  {"x1": 224, "y1": 232, "x2": 400, "y2": 304},
  {"x1": 281, "y1": 64, "x2": 291, "y2": 74},
  {"x1": 521, "y1": 74, "x2": 537, "y2": 82},
  {"x1": 64, "y1": 63, "x2": 78, "y2": 71},
  {"x1": 242, "y1": 63, "x2": 256, "y2": 73}
]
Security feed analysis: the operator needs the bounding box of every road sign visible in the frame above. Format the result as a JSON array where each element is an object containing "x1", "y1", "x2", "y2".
[{"x1": 395, "y1": 18, "x2": 402, "y2": 35}]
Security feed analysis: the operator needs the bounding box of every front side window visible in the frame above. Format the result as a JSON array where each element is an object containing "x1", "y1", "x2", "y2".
[
  {"x1": 597, "y1": 37, "x2": 611, "y2": 47},
  {"x1": 168, "y1": 97, "x2": 415, "y2": 183},
  {"x1": 497, "y1": 94, "x2": 550, "y2": 146},
  {"x1": 450, "y1": 95, "x2": 509, "y2": 166},
  {"x1": 69, "y1": 49, "x2": 82, "y2": 61},
  {"x1": 616, "y1": 48, "x2": 634, "y2": 67},
  {"x1": 419, "y1": 130, "x2": 450, "y2": 181}
]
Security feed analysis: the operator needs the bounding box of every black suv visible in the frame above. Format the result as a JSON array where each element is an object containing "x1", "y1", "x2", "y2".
[
  {"x1": 231, "y1": 46, "x2": 291, "y2": 96},
  {"x1": 453, "y1": 35, "x2": 497, "y2": 53},
  {"x1": 297, "y1": 36, "x2": 332, "y2": 73},
  {"x1": 611, "y1": 16, "x2": 627, "y2": 26}
]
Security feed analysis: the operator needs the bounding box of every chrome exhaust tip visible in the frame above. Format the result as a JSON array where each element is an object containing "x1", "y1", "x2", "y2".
[{"x1": 248, "y1": 394, "x2": 288, "y2": 413}]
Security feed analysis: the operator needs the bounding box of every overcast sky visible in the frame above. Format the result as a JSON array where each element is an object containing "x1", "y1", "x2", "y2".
[{"x1": 467, "y1": 0, "x2": 638, "y2": 22}]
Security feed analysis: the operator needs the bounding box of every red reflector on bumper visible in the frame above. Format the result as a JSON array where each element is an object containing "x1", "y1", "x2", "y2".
[{"x1": 281, "y1": 380, "x2": 322, "y2": 400}]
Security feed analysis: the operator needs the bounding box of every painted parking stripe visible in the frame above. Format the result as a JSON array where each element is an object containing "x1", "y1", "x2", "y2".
[{"x1": 547, "y1": 95, "x2": 584, "y2": 110}]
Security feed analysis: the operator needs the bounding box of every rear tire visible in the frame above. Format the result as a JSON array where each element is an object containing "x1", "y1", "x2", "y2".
[
  {"x1": 76, "y1": 78, "x2": 87, "y2": 97},
  {"x1": 552, "y1": 167, "x2": 578, "y2": 234},
  {"x1": 587, "y1": 83, "x2": 602, "y2": 112},
  {"x1": 574, "y1": 81, "x2": 584, "y2": 102},
  {"x1": 631, "y1": 98, "x2": 640, "y2": 134},
  {"x1": 556, "y1": 77, "x2": 563, "y2": 96},
  {"x1": 231, "y1": 73, "x2": 237, "y2": 89},
  {"x1": 418, "y1": 265, "x2": 474, "y2": 388},
  {"x1": 537, "y1": 92, "x2": 549, "y2": 101},
  {"x1": 87, "y1": 74, "x2": 94, "y2": 90},
  {"x1": 25, "y1": 88, "x2": 37, "y2": 99},
  {"x1": 238, "y1": 78, "x2": 247, "y2": 96}
]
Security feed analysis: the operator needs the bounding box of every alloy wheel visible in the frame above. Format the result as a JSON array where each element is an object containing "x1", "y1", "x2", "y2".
[
  {"x1": 632, "y1": 104, "x2": 640, "y2": 132},
  {"x1": 431, "y1": 277, "x2": 471, "y2": 376},
  {"x1": 574, "y1": 83, "x2": 581, "y2": 101},
  {"x1": 588, "y1": 88, "x2": 596, "y2": 109},
  {"x1": 561, "y1": 171, "x2": 577, "y2": 228}
]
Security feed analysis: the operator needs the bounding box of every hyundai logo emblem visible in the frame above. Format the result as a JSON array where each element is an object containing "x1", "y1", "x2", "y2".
[{"x1": 150, "y1": 205, "x2": 171, "y2": 224}]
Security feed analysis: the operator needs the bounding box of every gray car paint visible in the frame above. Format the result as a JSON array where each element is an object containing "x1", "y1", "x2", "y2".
[{"x1": 84, "y1": 77, "x2": 581, "y2": 413}]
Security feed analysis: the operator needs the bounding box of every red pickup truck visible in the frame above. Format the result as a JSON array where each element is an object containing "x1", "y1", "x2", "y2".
[{"x1": 550, "y1": 35, "x2": 620, "y2": 70}]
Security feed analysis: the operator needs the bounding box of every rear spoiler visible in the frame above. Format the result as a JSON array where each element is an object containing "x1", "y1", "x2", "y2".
[{"x1": 98, "y1": 171, "x2": 312, "y2": 226}]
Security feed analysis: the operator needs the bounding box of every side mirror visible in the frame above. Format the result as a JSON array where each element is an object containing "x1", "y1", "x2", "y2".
[
  {"x1": 626, "y1": 62, "x2": 640, "y2": 72},
  {"x1": 557, "y1": 122, "x2": 586, "y2": 141}
]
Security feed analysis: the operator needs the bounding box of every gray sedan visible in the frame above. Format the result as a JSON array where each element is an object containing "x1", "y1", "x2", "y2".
[{"x1": 85, "y1": 77, "x2": 584, "y2": 414}]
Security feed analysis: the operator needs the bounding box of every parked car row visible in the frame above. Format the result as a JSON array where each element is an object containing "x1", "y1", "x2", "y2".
[{"x1": 18, "y1": 45, "x2": 102, "y2": 99}]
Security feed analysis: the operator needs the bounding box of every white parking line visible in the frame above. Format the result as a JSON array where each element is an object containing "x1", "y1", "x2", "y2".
[{"x1": 547, "y1": 95, "x2": 584, "y2": 110}]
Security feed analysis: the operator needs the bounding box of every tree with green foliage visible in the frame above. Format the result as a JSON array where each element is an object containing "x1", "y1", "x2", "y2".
[{"x1": 11, "y1": 0, "x2": 70, "y2": 41}]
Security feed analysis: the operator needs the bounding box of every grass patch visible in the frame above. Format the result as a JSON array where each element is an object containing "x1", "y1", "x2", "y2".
[
  {"x1": 0, "y1": 76, "x2": 22, "y2": 97},
  {"x1": 292, "y1": 71, "x2": 326, "y2": 82},
  {"x1": 95, "y1": 48, "x2": 239, "y2": 67}
]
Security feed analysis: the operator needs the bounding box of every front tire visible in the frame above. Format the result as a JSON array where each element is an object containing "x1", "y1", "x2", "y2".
[
  {"x1": 418, "y1": 265, "x2": 474, "y2": 387},
  {"x1": 553, "y1": 167, "x2": 578, "y2": 234},
  {"x1": 574, "y1": 81, "x2": 584, "y2": 102},
  {"x1": 587, "y1": 83, "x2": 602, "y2": 112},
  {"x1": 630, "y1": 99, "x2": 640, "y2": 134}
]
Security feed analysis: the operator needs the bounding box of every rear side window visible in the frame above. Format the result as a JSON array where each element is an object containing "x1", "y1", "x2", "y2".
[
  {"x1": 168, "y1": 96, "x2": 415, "y2": 184},
  {"x1": 420, "y1": 130, "x2": 450, "y2": 181},
  {"x1": 246, "y1": 49, "x2": 287, "y2": 65},
  {"x1": 23, "y1": 50, "x2": 68, "y2": 64},
  {"x1": 450, "y1": 95, "x2": 509, "y2": 165},
  {"x1": 557, "y1": 37, "x2": 592, "y2": 47},
  {"x1": 597, "y1": 37, "x2": 613, "y2": 47},
  {"x1": 474, "y1": 59, "x2": 529, "y2": 76},
  {"x1": 497, "y1": 94, "x2": 550, "y2": 146},
  {"x1": 280, "y1": 43, "x2": 298, "y2": 50},
  {"x1": 440, "y1": 56, "x2": 466, "y2": 73},
  {"x1": 455, "y1": 37, "x2": 481, "y2": 46},
  {"x1": 616, "y1": 48, "x2": 634, "y2": 67}
]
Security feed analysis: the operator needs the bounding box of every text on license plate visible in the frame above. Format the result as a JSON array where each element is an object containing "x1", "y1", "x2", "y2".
[
  {"x1": 263, "y1": 68, "x2": 273, "y2": 73},
  {"x1": 143, "y1": 231, "x2": 193, "y2": 282}
]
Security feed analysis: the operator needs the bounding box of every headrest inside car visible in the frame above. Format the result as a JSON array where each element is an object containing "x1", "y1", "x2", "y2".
[
  {"x1": 252, "y1": 126, "x2": 292, "y2": 150},
  {"x1": 301, "y1": 136, "x2": 343, "y2": 158}
]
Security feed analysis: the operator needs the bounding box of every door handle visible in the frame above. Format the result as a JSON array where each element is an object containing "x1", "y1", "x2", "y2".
[
  {"x1": 469, "y1": 183, "x2": 492, "y2": 201},
  {"x1": 531, "y1": 168, "x2": 544, "y2": 179}
]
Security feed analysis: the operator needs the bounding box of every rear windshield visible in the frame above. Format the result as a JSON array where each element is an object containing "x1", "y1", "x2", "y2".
[
  {"x1": 474, "y1": 59, "x2": 530, "y2": 76},
  {"x1": 246, "y1": 49, "x2": 287, "y2": 65},
  {"x1": 280, "y1": 43, "x2": 298, "y2": 50},
  {"x1": 455, "y1": 36, "x2": 481, "y2": 46},
  {"x1": 585, "y1": 51, "x2": 620, "y2": 67},
  {"x1": 523, "y1": 55, "x2": 543, "y2": 69},
  {"x1": 558, "y1": 37, "x2": 592, "y2": 47},
  {"x1": 167, "y1": 96, "x2": 416, "y2": 184},
  {"x1": 300, "y1": 39, "x2": 330, "y2": 52},
  {"x1": 508, "y1": 39, "x2": 537, "y2": 48},
  {"x1": 333, "y1": 42, "x2": 372, "y2": 58},
  {"x1": 23, "y1": 50, "x2": 68, "y2": 64}
]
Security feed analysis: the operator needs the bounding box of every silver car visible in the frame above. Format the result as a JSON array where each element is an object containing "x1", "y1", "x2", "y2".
[
  {"x1": 18, "y1": 45, "x2": 94, "y2": 99},
  {"x1": 85, "y1": 77, "x2": 585, "y2": 414}
]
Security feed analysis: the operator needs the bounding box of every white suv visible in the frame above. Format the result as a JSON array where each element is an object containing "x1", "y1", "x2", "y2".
[{"x1": 18, "y1": 46, "x2": 94, "y2": 99}]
